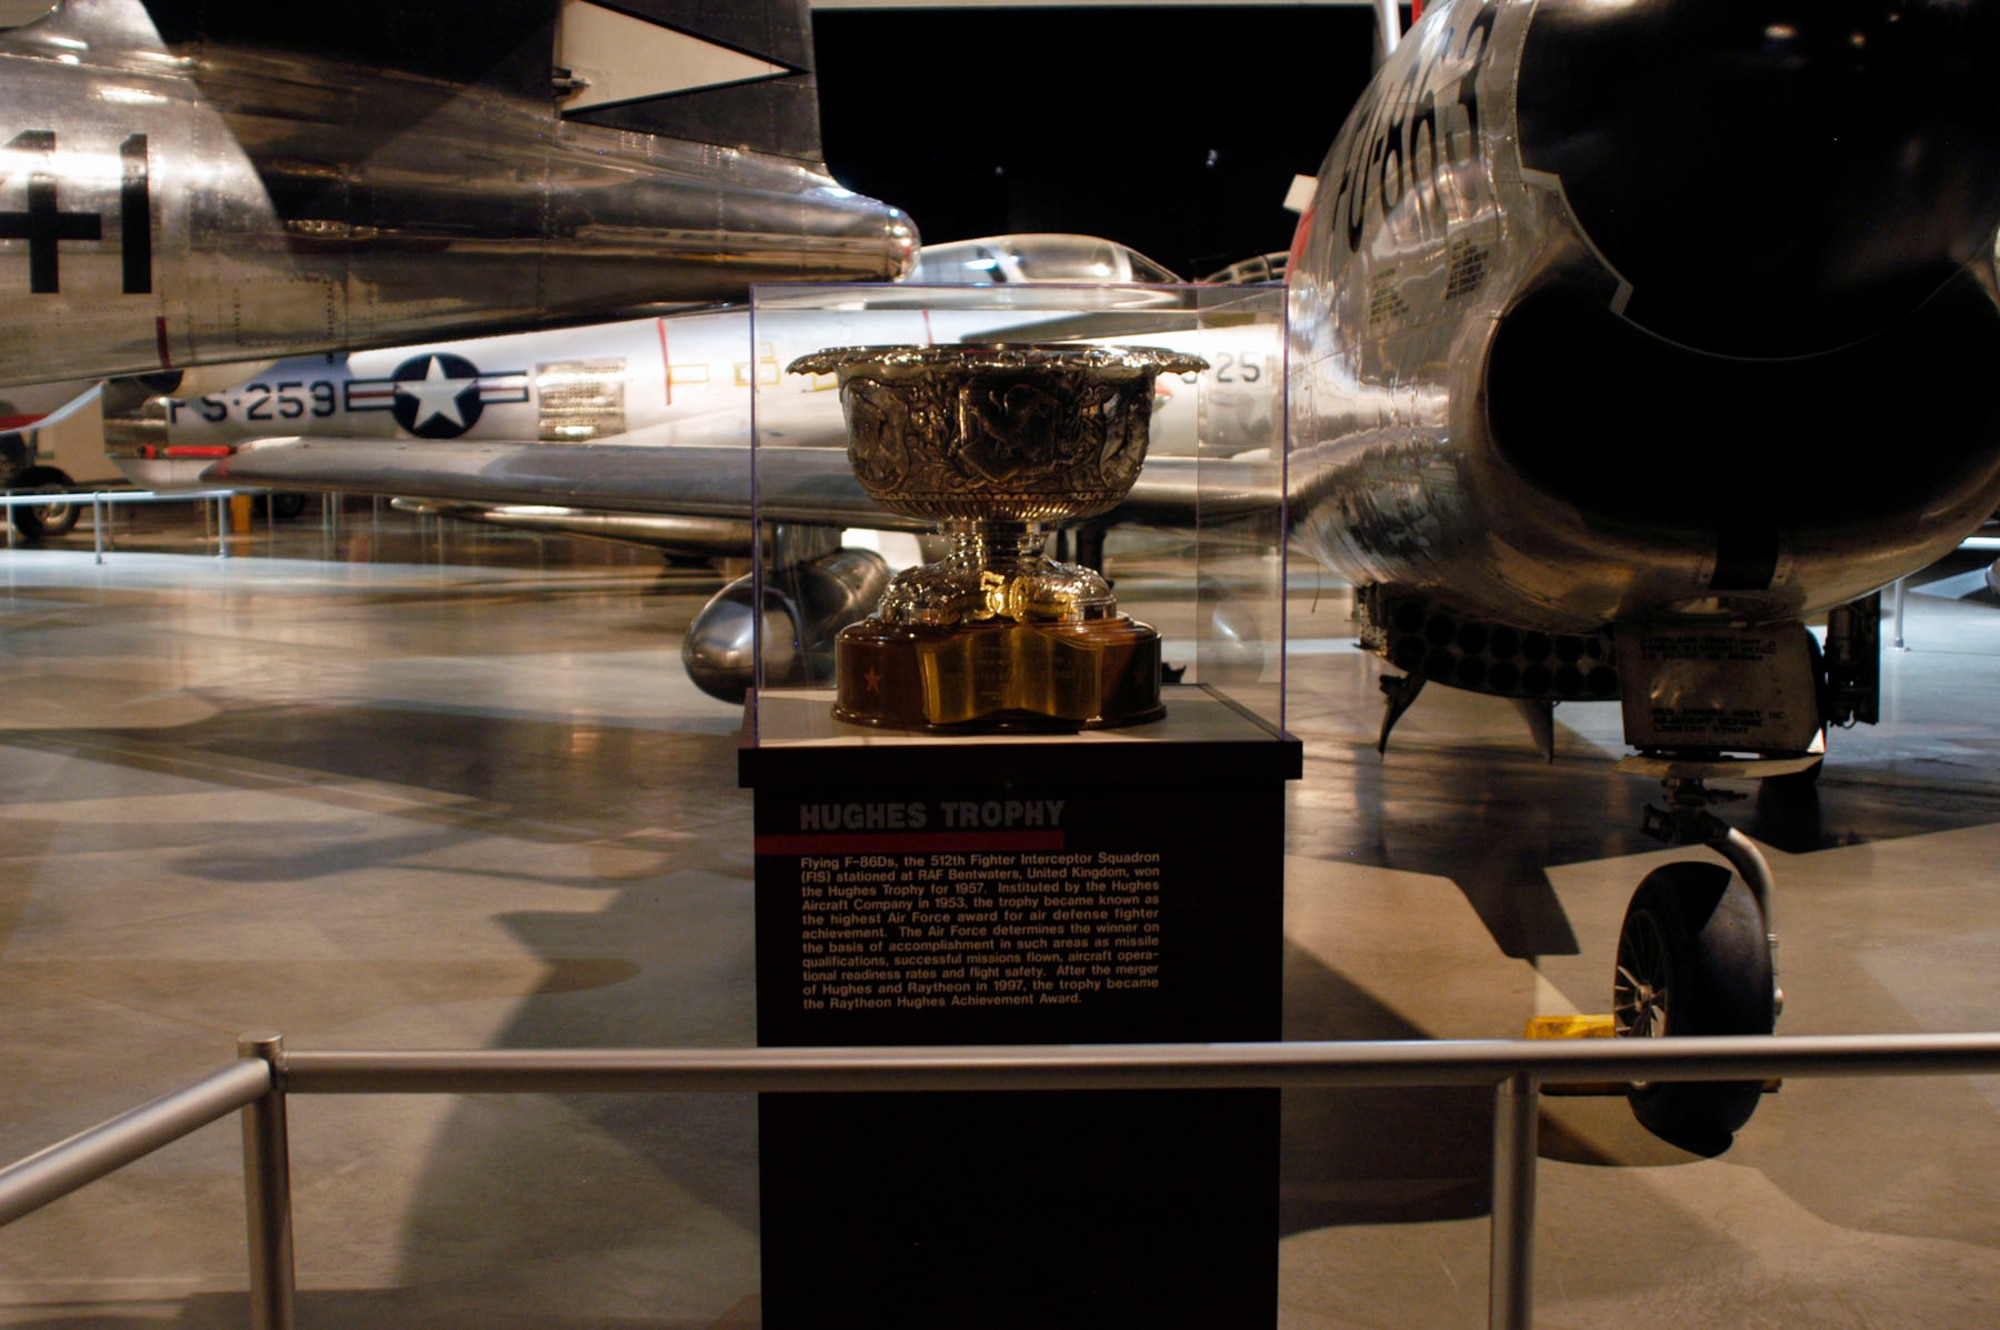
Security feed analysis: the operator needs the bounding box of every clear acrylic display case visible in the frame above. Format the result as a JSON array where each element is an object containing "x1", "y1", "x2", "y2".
[{"x1": 741, "y1": 280, "x2": 1286, "y2": 744}]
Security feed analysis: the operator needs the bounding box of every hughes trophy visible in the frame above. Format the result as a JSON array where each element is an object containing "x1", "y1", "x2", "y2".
[{"x1": 786, "y1": 343, "x2": 1205, "y2": 731}]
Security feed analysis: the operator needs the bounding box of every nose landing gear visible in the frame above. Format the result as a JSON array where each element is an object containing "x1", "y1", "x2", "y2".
[{"x1": 1606, "y1": 758, "x2": 1806, "y2": 1144}]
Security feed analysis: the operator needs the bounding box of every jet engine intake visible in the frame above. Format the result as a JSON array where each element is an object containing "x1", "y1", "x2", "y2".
[{"x1": 1518, "y1": 0, "x2": 2000, "y2": 358}]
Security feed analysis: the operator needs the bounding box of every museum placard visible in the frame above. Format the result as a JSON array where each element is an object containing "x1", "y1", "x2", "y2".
[{"x1": 741, "y1": 687, "x2": 1299, "y2": 1329}]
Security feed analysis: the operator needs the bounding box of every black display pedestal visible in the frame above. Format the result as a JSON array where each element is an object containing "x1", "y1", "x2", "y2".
[{"x1": 740, "y1": 687, "x2": 1301, "y2": 1329}]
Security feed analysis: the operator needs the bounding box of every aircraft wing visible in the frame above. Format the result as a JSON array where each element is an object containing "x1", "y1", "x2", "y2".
[
  {"x1": 208, "y1": 437, "x2": 1255, "y2": 530},
  {"x1": 212, "y1": 439, "x2": 905, "y2": 528}
]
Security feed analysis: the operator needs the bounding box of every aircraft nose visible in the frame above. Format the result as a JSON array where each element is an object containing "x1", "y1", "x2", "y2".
[{"x1": 1517, "y1": 0, "x2": 2000, "y2": 356}]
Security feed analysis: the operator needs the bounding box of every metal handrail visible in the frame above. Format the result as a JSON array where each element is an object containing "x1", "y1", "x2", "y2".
[
  {"x1": 0, "y1": 487, "x2": 238, "y2": 509},
  {"x1": 274, "y1": 1031, "x2": 2000, "y2": 1091},
  {"x1": 0, "y1": 487, "x2": 247, "y2": 562},
  {"x1": 6, "y1": 1030, "x2": 2000, "y2": 1330},
  {"x1": 0, "y1": 1058, "x2": 270, "y2": 1227}
]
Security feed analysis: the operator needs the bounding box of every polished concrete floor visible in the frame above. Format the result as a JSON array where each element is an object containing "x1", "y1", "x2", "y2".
[{"x1": 2, "y1": 503, "x2": 1999, "y2": 1327}]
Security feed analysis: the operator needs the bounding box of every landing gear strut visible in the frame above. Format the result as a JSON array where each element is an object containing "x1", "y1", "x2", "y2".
[{"x1": 1609, "y1": 760, "x2": 1800, "y2": 1144}]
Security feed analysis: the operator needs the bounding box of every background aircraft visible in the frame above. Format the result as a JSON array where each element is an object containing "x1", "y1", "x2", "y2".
[
  {"x1": 99, "y1": 232, "x2": 1281, "y2": 701},
  {"x1": 107, "y1": 234, "x2": 1252, "y2": 490},
  {"x1": 1288, "y1": 0, "x2": 2000, "y2": 1142},
  {"x1": 0, "y1": 0, "x2": 912, "y2": 391}
]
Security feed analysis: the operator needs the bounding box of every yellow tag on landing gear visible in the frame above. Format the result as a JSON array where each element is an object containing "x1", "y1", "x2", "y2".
[
  {"x1": 1524, "y1": 1014, "x2": 1620, "y2": 1095},
  {"x1": 1524, "y1": 1014, "x2": 1614, "y2": 1040},
  {"x1": 1519, "y1": 1016, "x2": 1780, "y2": 1097}
]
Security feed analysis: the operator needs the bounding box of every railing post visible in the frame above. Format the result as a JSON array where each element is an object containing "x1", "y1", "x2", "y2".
[
  {"x1": 238, "y1": 1033, "x2": 297, "y2": 1330},
  {"x1": 1489, "y1": 1071, "x2": 1539, "y2": 1330},
  {"x1": 92, "y1": 494, "x2": 105, "y2": 564}
]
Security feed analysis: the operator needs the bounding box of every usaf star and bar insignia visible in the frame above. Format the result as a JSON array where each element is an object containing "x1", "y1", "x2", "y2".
[{"x1": 343, "y1": 353, "x2": 529, "y2": 438}]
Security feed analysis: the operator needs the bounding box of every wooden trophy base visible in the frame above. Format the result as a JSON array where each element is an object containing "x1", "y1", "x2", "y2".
[{"x1": 832, "y1": 616, "x2": 1164, "y2": 732}]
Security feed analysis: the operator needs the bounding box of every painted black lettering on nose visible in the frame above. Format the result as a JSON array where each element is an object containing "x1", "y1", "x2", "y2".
[
  {"x1": 0, "y1": 130, "x2": 101, "y2": 294},
  {"x1": 121, "y1": 134, "x2": 151, "y2": 295}
]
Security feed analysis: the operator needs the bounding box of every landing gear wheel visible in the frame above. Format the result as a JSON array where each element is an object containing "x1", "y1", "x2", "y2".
[
  {"x1": 1613, "y1": 861, "x2": 1774, "y2": 1146},
  {"x1": 9, "y1": 468, "x2": 79, "y2": 539}
]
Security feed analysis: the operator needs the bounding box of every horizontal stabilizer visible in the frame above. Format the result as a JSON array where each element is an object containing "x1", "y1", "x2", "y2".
[
  {"x1": 556, "y1": 0, "x2": 823, "y2": 160},
  {"x1": 557, "y1": 2, "x2": 790, "y2": 112}
]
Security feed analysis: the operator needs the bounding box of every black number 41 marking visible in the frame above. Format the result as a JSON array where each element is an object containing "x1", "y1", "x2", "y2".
[{"x1": 0, "y1": 131, "x2": 151, "y2": 295}]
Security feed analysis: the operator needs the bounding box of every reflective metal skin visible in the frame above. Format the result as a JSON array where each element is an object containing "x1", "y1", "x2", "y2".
[
  {"x1": 1287, "y1": 0, "x2": 2000, "y2": 637},
  {"x1": 105, "y1": 233, "x2": 1248, "y2": 524},
  {"x1": 107, "y1": 310, "x2": 834, "y2": 495},
  {"x1": 1287, "y1": 0, "x2": 2000, "y2": 1149},
  {"x1": 103, "y1": 237, "x2": 1240, "y2": 500},
  {"x1": 682, "y1": 543, "x2": 893, "y2": 702},
  {"x1": 0, "y1": 0, "x2": 914, "y2": 390},
  {"x1": 394, "y1": 505, "x2": 769, "y2": 560}
]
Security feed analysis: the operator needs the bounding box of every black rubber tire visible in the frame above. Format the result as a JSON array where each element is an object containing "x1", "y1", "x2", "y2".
[
  {"x1": 10, "y1": 468, "x2": 79, "y2": 538},
  {"x1": 1613, "y1": 861, "x2": 1775, "y2": 1145},
  {"x1": 264, "y1": 492, "x2": 307, "y2": 521}
]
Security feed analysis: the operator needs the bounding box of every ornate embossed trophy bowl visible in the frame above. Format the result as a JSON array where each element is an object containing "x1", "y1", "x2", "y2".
[{"x1": 786, "y1": 343, "x2": 1206, "y2": 732}]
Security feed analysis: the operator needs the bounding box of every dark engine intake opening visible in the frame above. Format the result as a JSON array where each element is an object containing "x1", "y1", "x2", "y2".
[{"x1": 1485, "y1": 277, "x2": 2000, "y2": 532}]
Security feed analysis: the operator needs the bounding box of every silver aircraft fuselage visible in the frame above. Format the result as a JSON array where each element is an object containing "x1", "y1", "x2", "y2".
[
  {"x1": 0, "y1": 0, "x2": 914, "y2": 389},
  {"x1": 103, "y1": 236, "x2": 1276, "y2": 511},
  {"x1": 1287, "y1": 0, "x2": 2000, "y2": 632}
]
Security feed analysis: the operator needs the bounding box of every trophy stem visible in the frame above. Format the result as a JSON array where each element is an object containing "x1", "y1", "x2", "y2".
[
  {"x1": 936, "y1": 518, "x2": 1110, "y2": 624},
  {"x1": 944, "y1": 518, "x2": 1050, "y2": 579}
]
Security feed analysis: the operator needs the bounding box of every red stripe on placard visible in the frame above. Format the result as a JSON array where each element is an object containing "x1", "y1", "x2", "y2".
[{"x1": 756, "y1": 830, "x2": 1065, "y2": 856}]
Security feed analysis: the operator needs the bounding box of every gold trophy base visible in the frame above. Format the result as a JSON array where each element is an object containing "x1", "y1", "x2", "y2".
[{"x1": 833, "y1": 616, "x2": 1165, "y2": 732}]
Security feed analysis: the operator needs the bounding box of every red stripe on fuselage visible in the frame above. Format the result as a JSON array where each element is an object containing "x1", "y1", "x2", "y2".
[
  {"x1": 1288, "y1": 204, "x2": 1316, "y2": 273},
  {"x1": 657, "y1": 317, "x2": 672, "y2": 408}
]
